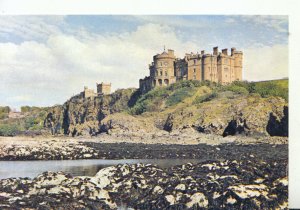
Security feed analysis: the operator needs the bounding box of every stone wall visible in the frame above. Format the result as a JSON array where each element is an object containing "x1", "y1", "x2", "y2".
[{"x1": 97, "y1": 83, "x2": 111, "y2": 95}]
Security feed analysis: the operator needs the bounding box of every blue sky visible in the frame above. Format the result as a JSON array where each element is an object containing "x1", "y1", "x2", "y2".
[{"x1": 0, "y1": 15, "x2": 288, "y2": 109}]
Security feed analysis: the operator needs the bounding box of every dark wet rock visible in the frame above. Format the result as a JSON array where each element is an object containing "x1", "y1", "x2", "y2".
[
  {"x1": 223, "y1": 117, "x2": 250, "y2": 137},
  {"x1": 1, "y1": 154, "x2": 287, "y2": 209},
  {"x1": 163, "y1": 114, "x2": 174, "y2": 132},
  {"x1": 267, "y1": 106, "x2": 288, "y2": 137},
  {"x1": 0, "y1": 139, "x2": 288, "y2": 161}
]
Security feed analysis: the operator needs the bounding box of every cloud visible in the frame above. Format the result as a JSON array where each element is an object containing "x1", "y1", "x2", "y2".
[
  {"x1": 0, "y1": 16, "x2": 65, "y2": 42},
  {"x1": 240, "y1": 15, "x2": 288, "y2": 33},
  {"x1": 243, "y1": 44, "x2": 288, "y2": 81},
  {"x1": 0, "y1": 16, "x2": 288, "y2": 109}
]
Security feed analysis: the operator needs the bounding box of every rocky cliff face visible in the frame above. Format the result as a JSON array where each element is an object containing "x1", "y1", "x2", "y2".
[
  {"x1": 44, "y1": 88, "x2": 139, "y2": 136},
  {"x1": 44, "y1": 86, "x2": 288, "y2": 138}
]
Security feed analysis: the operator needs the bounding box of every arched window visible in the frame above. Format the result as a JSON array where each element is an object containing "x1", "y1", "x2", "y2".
[{"x1": 158, "y1": 79, "x2": 162, "y2": 86}]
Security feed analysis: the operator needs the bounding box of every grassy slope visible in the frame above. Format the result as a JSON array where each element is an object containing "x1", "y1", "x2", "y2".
[{"x1": 130, "y1": 79, "x2": 288, "y2": 115}]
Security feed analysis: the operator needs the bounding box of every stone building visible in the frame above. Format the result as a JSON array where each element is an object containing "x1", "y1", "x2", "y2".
[
  {"x1": 97, "y1": 82, "x2": 111, "y2": 95},
  {"x1": 139, "y1": 47, "x2": 243, "y2": 93},
  {"x1": 81, "y1": 86, "x2": 97, "y2": 98}
]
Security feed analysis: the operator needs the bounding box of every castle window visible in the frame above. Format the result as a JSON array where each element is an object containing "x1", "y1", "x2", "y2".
[
  {"x1": 193, "y1": 68, "x2": 196, "y2": 73},
  {"x1": 160, "y1": 71, "x2": 163, "y2": 76},
  {"x1": 158, "y1": 79, "x2": 162, "y2": 86},
  {"x1": 165, "y1": 71, "x2": 168, "y2": 76},
  {"x1": 194, "y1": 60, "x2": 196, "y2": 64},
  {"x1": 193, "y1": 75, "x2": 196, "y2": 80},
  {"x1": 160, "y1": 62, "x2": 162, "y2": 66}
]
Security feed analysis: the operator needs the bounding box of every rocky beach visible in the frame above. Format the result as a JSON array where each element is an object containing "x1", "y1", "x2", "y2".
[
  {"x1": 0, "y1": 134, "x2": 288, "y2": 209},
  {"x1": 0, "y1": 154, "x2": 287, "y2": 209}
]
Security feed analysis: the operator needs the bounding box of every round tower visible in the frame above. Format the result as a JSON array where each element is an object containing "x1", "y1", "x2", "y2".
[{"x1": 153, "y1": 49, "x2": 176, "y2": 86}]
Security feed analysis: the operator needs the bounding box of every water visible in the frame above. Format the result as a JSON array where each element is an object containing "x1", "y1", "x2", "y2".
[{"x1": 0, "y1": 159, "x2": 201, "y2": 179}]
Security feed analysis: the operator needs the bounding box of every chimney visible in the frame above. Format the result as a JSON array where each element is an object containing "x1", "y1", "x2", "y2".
[
  {"x1": 222, "y1": 48, "x2": 228, "y2": 55},
  {"x1": 201, "y1": 50, "x2": 205, "y2": 55},
  {"x1": 231, "y1": 47, "x2": 236, "y2": 55},
  {"x1": 168, "y1": 49, "x2": 174, "y2": 56},
  {"x1": 213, "y1": 46, "x2": 218, "y2": 55}
]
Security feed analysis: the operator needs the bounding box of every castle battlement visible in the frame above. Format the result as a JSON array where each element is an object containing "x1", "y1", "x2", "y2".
[{"x1": 139, "y1": 47, "x2": 243, "y2": 93}]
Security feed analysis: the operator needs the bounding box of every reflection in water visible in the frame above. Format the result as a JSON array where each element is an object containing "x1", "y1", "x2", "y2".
[{"x1": 0, "y1": 159, "x2": 202, "y2": 179}]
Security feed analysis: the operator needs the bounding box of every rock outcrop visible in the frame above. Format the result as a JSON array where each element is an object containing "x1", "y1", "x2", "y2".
[{"x1": 44, "y1": 88, "x2": 138, "y2": 136}]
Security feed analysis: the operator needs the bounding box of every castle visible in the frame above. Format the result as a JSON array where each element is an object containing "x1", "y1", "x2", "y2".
[
  {"x1": 139, "y1": 47, "x2": 243, "y2": 93},
  {"x1": 81, "y1": 82, "x2": 111, "y2": 98}
]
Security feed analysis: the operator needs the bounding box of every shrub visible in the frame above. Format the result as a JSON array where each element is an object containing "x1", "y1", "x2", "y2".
[
  {"x1": 0, "y1": 124, "x2": 20, "y2": 136},
  {"x1": 24, "y1": 117, "x2": 36, "y2": 130},
  {"x1": 225, "y1": 85, "x2": 249, "y2": 95},
  {"x1": 0, "y1": 112, "x2": 8, "y2": 120},
  {"x1": 166, "y1": 87, "x2": 194, "y2": 106},
  {"x1": 253, "y1": 82, "x2": 288, "y2": 101},
  {"x1": 0, "y1": 106, "x2": 10, "y2": 119},
  {"x1": 193, "y1": 92, "x2": 217, "y2": 104}
]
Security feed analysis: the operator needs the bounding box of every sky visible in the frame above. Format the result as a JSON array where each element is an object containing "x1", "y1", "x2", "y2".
[{"x1": 0, "y1": 15, "x2": 288, "y2": 109}]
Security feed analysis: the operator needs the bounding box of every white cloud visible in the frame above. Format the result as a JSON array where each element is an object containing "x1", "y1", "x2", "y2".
[
  {"x1": 0, "y1": 16, "x2": 64, "y2": 41},
  {"x1": 243, "y1": 44, "x2": 288, "y2": 81}
]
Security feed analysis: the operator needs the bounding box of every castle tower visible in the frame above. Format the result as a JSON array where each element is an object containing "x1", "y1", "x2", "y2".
[
  {"x1": 151, "y1": 49, "x2": 176, "y2": 87},
  {"x1": 217, "y1": 49, "x2": 231, "y2": 84},
  {"x1": 97, "y1": 82, "x2": 111, "y2": 95},
  {"x1": 186, "y1": 53, "x2": 202, "y2": 81},
  {"x1": 83, "y1": 86, "x2": 96, "y2": 98},
  {"x1": 202, "y1": 51, "x2": 218, "y2": 83},
  {"x1": 232, "y1": 48, "x2": 243, "y2": 81}
]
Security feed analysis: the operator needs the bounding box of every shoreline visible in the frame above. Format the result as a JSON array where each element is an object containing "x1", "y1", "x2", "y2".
[{"x1": 0, "y1": 134, "x2": 288, "y2": 161}]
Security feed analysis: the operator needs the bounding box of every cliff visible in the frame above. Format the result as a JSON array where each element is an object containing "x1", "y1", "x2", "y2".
[{"x1": 43, "y1": 80, "x2": 288, "y2": 139}]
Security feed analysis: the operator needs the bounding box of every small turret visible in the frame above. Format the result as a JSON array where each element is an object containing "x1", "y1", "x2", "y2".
[
  {"x1": 213, "y1": 47, "x2": 218, "y2": 55},
  {"x1": 231, "y1": 47, "x2": 236, "y2": 56},
  {"x1": 222, "y1": 48, "x2": 228, "y2": 55}
]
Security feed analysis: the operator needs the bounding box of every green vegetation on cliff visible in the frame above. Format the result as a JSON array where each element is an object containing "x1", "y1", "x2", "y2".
[{"x1": 129, "y1": 79, "x2": 288, "y2": 115}]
